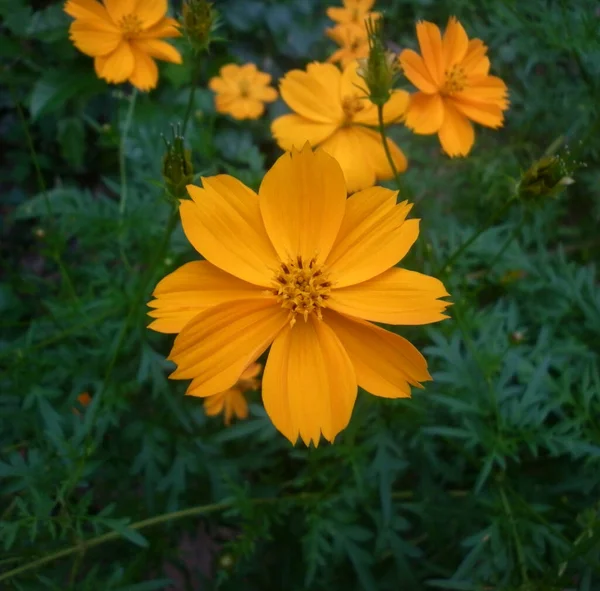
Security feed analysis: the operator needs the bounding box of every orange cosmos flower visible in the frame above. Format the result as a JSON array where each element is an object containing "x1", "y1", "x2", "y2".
[
  {"x1": 272, "y1": 62, "x2": 409, "y2": 194},
  {"x1": 148, "y1": 145, "x2": 450, "y2": 446},
  {"x1": 203, "y1": 362, "x2": 261, "y2": 425},
  {"x1": 64, "y1": 0, "x2": 182, "y2": 91},
  {"x1": 326, "y1": 0, "x2": 380, "y2": 27},
  {"x1": 326, "y1": 24, "x2": 370, "y2": 67},
  {"x1": 72, "y1": 392, "x2": 92, "y2": 416},
  {"x1": 208, "y1": 64, "x2": 278, "y2": 120},
  {"x1": 399, "y1": 17, "x2": 509, "y2": 157}
]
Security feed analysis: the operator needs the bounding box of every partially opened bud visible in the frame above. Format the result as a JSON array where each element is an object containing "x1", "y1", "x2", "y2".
[
  {"x1": 182, "y1": 0, "x2": 219, "y2": 54},
  {"x1": 518, "y1": 152, "x2": 578, "y2": 202}
]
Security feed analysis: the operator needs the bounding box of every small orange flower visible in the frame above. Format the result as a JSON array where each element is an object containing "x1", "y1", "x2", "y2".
[
  {"x1": 272, "y1": 62, "x2": 409, "y2": 193},
  {"x1": 208, "y1": 64, "x2": 278, "y2": 120},
  {"x1": 326, "y1": 25, "x2": 369, "y2": 68},
  {"x1": 73, "y1": 392, "x2": 92, "y2": 416},
  {"x1": 203, "y1": 363, "x2": 261, "y2": 425},
  {"x1": 326, "y1": 0, "x2": 380, "y2": 27},
  {"x1": 399, "y1": 17, "x2": 509, "y2": 157},
  {"x1": 64, "y1": 0, "x2": 182, "y2": 91}
]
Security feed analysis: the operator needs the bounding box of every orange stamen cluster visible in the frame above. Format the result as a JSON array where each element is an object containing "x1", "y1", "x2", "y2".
[
  {"x1": 119, "y1": 13, "x2": 143, "y2": 36},
  {"x1": 272, "y1": 256, "x2": 332, "y2": 325},
  {"x1": 341, "y1": 95, "x2": 365, "y2": 122},
  {"x1": 442, "y1": 64, "x2": 467, "y2": 94}
]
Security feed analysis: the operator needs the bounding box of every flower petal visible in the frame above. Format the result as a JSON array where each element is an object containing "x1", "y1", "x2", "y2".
[
  {"x1": 229, "y1": 390, "x2": 249, "y2": 421},
  {"x1": 259, "y1": 145, "x2": 346, "y2": 264},
  {"x1": 442, "y1": 16, "x2": 469, "y2": 69},
  {"x1": 170, "y1": 299, "x2": 287, "y2": 392},
  {"x1": 128, "y1": 44, "x2": 158, "y2": 90},
  {"x1": 461, "y1": 39, "x2": 490, "y2": 76},
  {"x1": 147, "y1": 261, "x2": 267, "y2": 333},
  {"x1": 262, "y1": 317, "x2": 357, "y2": 446},
  {"x1": 404, "y1": 91, "x2": 445, "y2": 134},
  {"x1": 204, "y1": 391, "x2": 226, "y2": 416},
  {"x1": 64, "y1": 0, "x2": 116, "y2": 27},
  {"x1": 271, "y1": 114, "x2": 338, "y2": 151},
  {"x1": 132, "y1": 38, "x2": 181, "y2": 63},
  {"x1": 327, "y1": 192, "x2": 417, "y2": 287},
  {"x1": 449, "y1": 96, "x2": 505, "y2": 128},
  {"x1": 328, "y1": 267, "x2": 450, "y2": 324},
  {"x1": 69, "y1": 21, "x2": 122, "y2": 56},
  {"x1": 101, "y1": 41, "x2": 135, "y2": 83},
  {"x1": 103, "y1": 0, "x2": 136, "y2": 24},
  {"x1": 325, "y1": 311, "x2": 431, "y2": 398},
  {"x1": 182, "y1": 176, "x2": 279, "y2": 286},
  {"x1": 438, "y1": 101, "x2": 474, "y2": 157},
  {"x1": 416, "y1": 20, "x2": 444, "y2": 87},
  {"x1": 399, "y1": 49, "x2": 438, "y2": 94},
  {"x1": 458, "y1": 76, "x2": 509, "y2": 109},
  {"x1": 134, "y1": 0, "x2": 166, "y2": 29},
  {"x1": 137, "y1": 16, "x2": 180, "y2": 38},
  {"x1": 228, "y1": 98, "x2": 265, "y2": 120},
  {"x1": 280, "y1": 63, "x2": 343, "y2": 123}
]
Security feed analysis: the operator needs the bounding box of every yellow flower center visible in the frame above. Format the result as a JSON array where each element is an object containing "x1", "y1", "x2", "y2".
[
  {"x1": 442, "y1": 64, "x2": 467, "y2": 94},
  {"x1": 119, "y1": 13, "x2": 143, "y2": 36},
  {"x1": 271, "y1": 256, "x2": 332, "y2": 326},
  {"x1": 341, "y1": 95, "x2": 365, "y2": 123},
  {"x1": 238, "y1": 79, "x2": 251, "y2": 98}
]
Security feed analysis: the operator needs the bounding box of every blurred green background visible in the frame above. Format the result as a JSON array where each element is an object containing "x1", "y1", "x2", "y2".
[{"x1": 1, "y1": 0, "x2": 600, "y2": 589}]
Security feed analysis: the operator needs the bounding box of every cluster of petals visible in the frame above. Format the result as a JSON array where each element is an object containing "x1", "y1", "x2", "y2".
[
  {"x1": 208, "y1": 64, "x2": 278, "y2": 120},
  {"x1": 399, "y1": 17, "x2": 509, "y2": 156},
  {"x1": 204, "y1": 363, "x2": 261, "y2": 425},
  {"x1": 272, "y1": 62, "x2": 409, "y2": 194},
  {"x1": 148, "y1": 145, "x2": 450, "y2": 447},
  {"x1": 64, "y1": 0, "x2": 182, "y2": 91}
]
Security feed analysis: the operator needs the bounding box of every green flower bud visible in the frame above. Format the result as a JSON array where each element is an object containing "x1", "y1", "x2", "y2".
[
  {"x1": 182, "y1": 0, "x2": 218, "y2": 54},
  {"x1": 162, "y1": 127, "x2": 193, "y2": 200},
  {"x1": 518, "y1": 154, "x2": 576, "y2": 202}
]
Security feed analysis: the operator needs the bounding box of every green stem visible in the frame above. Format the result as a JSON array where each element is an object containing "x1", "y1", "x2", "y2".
[
  {"x1": 376, "y1": 103, "x2": 403, "y2": 193},
  {"x1": 182, "y1": 65, "x2": 201, "y2": 135},
  {"x1": 436, "y1": 198, "x2": 515, "y2": 275},
  {"x1": 499, "y1": 485, "x2": 529, "y2": 584},
  {"x1": 118, "y1": 89, "x2": 138, "y2": 270}
]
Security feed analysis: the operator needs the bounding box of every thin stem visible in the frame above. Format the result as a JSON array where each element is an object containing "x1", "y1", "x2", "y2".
[
  {"x1": 377, "y1": 103, "x2": 403, "y2": 192},
  {"x1": 436, "y1": 199, "x2": 514, "y2": 275},
  {"x1": 499, "y1": 485, "x2": 529, "y2": 584},
  {"x1": 182, "y1": 64, "x2": 201, "y2": 135},
  {"x1": 118, "y1": 89, "x2": 138, "y2": 270}
]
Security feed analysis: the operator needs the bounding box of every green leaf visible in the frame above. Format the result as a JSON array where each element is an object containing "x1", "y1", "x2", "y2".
[
  {"x1": 29, "y1": 70, "x2": 94, "y2": 120},
  {"x1": 103, "y1": 519, "x2": 149, "y2": 548}
]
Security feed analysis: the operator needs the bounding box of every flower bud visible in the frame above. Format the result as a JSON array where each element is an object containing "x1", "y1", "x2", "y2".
[
  {"x1": 162, "y1": 127, "x2": 193, "y2": 200},
  {"x1": 182, "y1": 0, "x2": 218, "y2": 54}
]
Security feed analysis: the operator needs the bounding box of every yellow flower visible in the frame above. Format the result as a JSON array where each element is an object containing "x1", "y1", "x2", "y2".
[
  {"x1": 203, "y1": 362, "x2": 261, "y2": 425},
  {"x1": 208, "y1": 64, "x2": 278, "y2": 120},
  {"x1": 64, "y1": 0, "x2": 182, "y2": 91},
  {"x1": 148, "y1": 145, "x2": 450, "y2": 446},
  {"x1": 272, "y1": 62, "x2": 409, "y2": 194},
  {"x1": 326, "y1": 0, "x2": 380, "y2": 27},
  {"x1": 399, "y1": 17, "x2": 509, "y2": 157},
  {"x1": 326, "y1": 24, "x2": 370, "y2": 68}
]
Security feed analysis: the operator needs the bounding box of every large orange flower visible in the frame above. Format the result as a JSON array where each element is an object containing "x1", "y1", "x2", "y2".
[
  {"x1": 399, "y1": 17, "x2": 509, "y2": 157},
  {"x1": 148, "y1": 146, "x2": 450, "y2": 446},
  {"x1": 272, "y1": 62, "x2": 409, "y2": 193},
  {"x1": 64, "y1": 0, "x2": 182, "y2": 91},
  {"x1": 208, "y1": 63, "x2": 278, "y2": 120}
]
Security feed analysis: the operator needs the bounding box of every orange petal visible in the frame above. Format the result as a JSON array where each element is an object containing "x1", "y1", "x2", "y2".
[
  {"x1": 449, "y1": 97, "x2": 505, "y2": 128},
  {"x1": 132, "y1": 38, "x2": 181, "y2": 63},
  {"x1": 325, "y1": 311, "x2": 431, "y2": 398},
  {"x1": 137, "y1": 16, "x2": 180, "y2": 39},
  {"x1": 101, "y1": 41, "x2": 135, "y2": 83},
  {"x1": 461, "y1": 39, "x2": 490, "y2": 76},
  {"x1": 399, "y1": 49, "x2": 438, "y2": 94},
  {"x1": 328, "y1": 267, "x2": 450, "y2": 325},
  {"x1": 262, "y1": 317, "x2": 357, "y2": 446},
  {"x1": 416, "y1": 20, "x2": 444, "y2": 87},
  {"x1": 229, "y1": 389, "x2": 249, "y2": 421},
  {"x1": 204, "y1": 391, "x2": 226, "y2": 416},
  {"x1": 182, "y1": 176, "x2": 279, "y2": 286},
  {"x1": 442, "y1": 16, "x2": 469, "y2": 69},
  {"x1": 352, "y1": 127, "x2": 408, "y2": 185},
  {"x1": 64, "y1": 0, "x2": 116, "y2": 27},
  {"x1": 438, "y1": 101, "x2": 474, "y2": 157},
  {"x1": 327, "y1": 191, "x2": 417, "y2": 287},
  {"x1": 170, "y1": 299, "x2": 288, "y2": 392},
  {"x1": 259, "y1": 145, "x2": 346, "y2": 265},
  {"x1": 69, "y1": 21, "x2": 121, "y2": 56},
  {"x1": 240, "y1": 361, "x2": 262, "y2": 381},
  {"x1": 128, "y1": 45, "x2": 158, "y2": 91},
  {"x1": 404, "y1": 92, "x2": 445, "y2": 134},
  {"x1": 271, "y1": 114, "x2": 338, "y2": 151},
  {"x1": 103, "y1": 0, "x2": 136, "y2": 24},
  {"x1": 253, "y1": 86, "x2": 278, "y2": 102},
  {"x1": 134, "y1": 0, "x2": 167, "y2": 29},
  {"x1": 459, "y1": 76, "x2": 509, "y2": 108},
  {"x1": 280, "y1": 63, "x2": 343, "y2": 123},
  {"x1": 147, "y1": 260, "x2": 267, "y2": 334}
]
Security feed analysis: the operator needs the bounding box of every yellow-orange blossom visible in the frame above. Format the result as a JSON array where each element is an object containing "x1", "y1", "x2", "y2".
[
  {"x1": 64, "y1": 0, "x2": 182, "y2": 91},
  {"x1": 148, "y1": 146, "x2": 450, "y2": 446}
]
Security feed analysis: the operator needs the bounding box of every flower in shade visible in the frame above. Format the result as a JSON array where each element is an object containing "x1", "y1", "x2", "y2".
[
  {"x1": 326, "y1": 25, "x2": 369, "y2": 68},
  {"x1": 203, "y1": 362, "x2": 261, "y2": 425},
  {"x1": 148, "y1": 145, "x2": 450, "y2": 446},
  {"x1": 399, "y1": 17, "x2": 509, "y2": 156},
  {"x1": 326, "y1": 0, "x2": 380, "y2": 27},
  {"x1": 73, "y1": 392, "x2": 92, "y2": 416},
  {"x1": 64, "y1": 0, "x2": 182, "y2": 91},
  {"x1": 272, "y1": 62, "x2": 409, "y2": 194},
  {"x1": 208, "y1": 64, "x2": 278, "y2": 120}
]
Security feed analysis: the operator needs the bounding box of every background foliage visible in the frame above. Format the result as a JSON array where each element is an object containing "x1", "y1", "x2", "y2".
[{"x1": 1, "y1": 0, "x2": 600, "y2": 589}]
